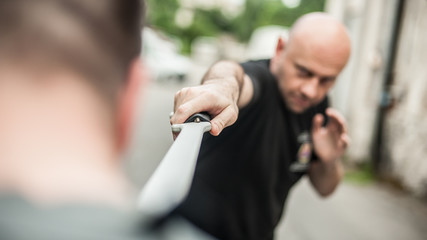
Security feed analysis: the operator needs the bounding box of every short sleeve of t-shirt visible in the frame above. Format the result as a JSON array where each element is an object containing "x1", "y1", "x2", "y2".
[{"x1": 240, "y1": 59, "x2": 274, "y2": 109}]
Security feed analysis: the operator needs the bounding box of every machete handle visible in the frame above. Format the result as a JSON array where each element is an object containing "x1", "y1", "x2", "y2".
[{"x1": 185, "y1": 112, "x2": 211, "y2": 123}]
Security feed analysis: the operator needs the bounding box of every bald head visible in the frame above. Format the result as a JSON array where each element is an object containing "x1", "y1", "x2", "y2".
[
  {"x1": 287, "y1": 12, "x2": 351, "y2": 71},
  {"x1": 270, "y1": 12, "x2": 351, "y2": 113}
]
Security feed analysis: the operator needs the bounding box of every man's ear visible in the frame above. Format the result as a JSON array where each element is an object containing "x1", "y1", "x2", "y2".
[
  {"x1": 116, "y1": 58, "x2": 147, "y2": 152},
  {"x1": 271, "y1": 36, "x2": 287, "y2": 73},
  {"x1": 274, "y1": 36, "x2": 286, "y2": 57}
]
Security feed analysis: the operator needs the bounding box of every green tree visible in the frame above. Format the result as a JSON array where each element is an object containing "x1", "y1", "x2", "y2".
[
  {"x1": 232, "y1": 0, "x2": 326, "y2": 41},
  {"x1": 145, "y1": 0, "x2": 180, "y2": 34},
  {"x1": 145, "y1": 0, "x2": 325, "y2": 54}
]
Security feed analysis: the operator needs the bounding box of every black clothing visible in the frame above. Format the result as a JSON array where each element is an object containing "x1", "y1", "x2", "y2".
[{"x1": 175, "y1": 59, "x2": 328, "y2": 240}]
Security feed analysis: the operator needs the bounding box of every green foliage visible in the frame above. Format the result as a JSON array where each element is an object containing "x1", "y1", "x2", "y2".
[
  {"x1": 232, "y1": 0, "x2": 326, "y2": 41},
  {"x1": 145, "y1": 0, "x2": 326, "y2": 54},
  {"x1": 174, "y1": 8, "x2": 231, "y2": 54},
  {"x1": 146, "y1": 0, "x2": 180, "y2": 34},
  {"x1": 344, "y1": 163, "x2": 376, "y2": 185}
]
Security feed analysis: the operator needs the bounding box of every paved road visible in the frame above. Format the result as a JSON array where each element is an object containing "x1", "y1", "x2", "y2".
[
  {"x1": 276, "y1": 179, "x2": 427, "y2": 240},
  {"x1": 125, "y1": 80, "x2": 427, "y2": 240}
]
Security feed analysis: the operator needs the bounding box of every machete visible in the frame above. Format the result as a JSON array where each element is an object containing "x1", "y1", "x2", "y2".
[{"x1": 138, "y1": 113, "x2": 211, "y2": 219}]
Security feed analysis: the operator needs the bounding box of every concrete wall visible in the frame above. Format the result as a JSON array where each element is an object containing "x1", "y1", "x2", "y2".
[
  {"x1": 326, "y1": 0, "x2": 427, "y2": 196},
  {"x1": 326, "y1": 0, "x2": 400, "y2": 163},
  {"x1": 382, "y1": 0, "x2": 427, "y2": 196}
]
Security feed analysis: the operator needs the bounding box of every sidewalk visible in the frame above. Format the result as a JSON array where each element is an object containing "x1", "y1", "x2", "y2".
[{"x1": 276, "y1": 178, "x2": 427, "y2": 240}]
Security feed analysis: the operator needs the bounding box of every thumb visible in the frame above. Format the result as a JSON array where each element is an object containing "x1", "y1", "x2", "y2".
[
  {"x1": 210, "y1": 106, "x2": 238, "y2": 136},
  {"x1": 312, "y1": 113, "x2": 324, "y2": 133}
]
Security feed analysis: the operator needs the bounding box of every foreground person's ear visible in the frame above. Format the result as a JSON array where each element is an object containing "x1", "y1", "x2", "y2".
[{"x1": 117, "y1": 58, "x2": 147, "y2": 152}]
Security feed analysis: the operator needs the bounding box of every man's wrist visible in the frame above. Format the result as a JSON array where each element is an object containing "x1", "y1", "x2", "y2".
[{"x1": 312, "y1": 156, "x2": 341, "y2": 172}]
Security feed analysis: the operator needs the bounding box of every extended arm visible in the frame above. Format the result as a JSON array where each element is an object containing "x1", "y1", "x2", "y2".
[{"x1": 171, "y1": 60, "x2": 253, "y2": 136}]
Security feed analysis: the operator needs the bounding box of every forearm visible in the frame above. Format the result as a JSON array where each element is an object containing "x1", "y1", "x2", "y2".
[
  {"x1": 201, "y1": 60, "x2": 245, "y2": 106},
  {"x1": 308, "y1": 158, "x2": 344, "y2": 197}
]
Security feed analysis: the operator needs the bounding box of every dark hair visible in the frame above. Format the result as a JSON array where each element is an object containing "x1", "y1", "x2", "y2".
[{"x1": 0, "y1": 0, "x2": 145, "y2": 99}]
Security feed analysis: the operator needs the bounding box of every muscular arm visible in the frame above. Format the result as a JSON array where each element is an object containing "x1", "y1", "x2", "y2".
[{"x1": 171, "y1": 60, "x2": 253, "y2": 136}]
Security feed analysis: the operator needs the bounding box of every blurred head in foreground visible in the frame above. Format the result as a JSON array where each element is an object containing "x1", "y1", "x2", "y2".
[{"x1": 0, "y1": 0, "x2": 145, "y2": 206}]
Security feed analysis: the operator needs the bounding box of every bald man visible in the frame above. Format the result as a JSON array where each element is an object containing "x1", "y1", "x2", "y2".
[{"x1": 170, "y1": 12, "x2": 351, "y2": 240}]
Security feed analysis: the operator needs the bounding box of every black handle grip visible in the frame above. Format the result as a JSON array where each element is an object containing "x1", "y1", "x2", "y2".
[{"x1": 185, "y1": 112, "x2": 211, "y2": 123}]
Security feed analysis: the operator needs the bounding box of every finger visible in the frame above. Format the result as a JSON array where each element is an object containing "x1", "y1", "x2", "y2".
[
  {"x1": 172, "y1": 88, "x2": 193, "y2": 124},
  {"x1": 171, "y1": 94, "x2": 210, "y2": 124},
  {"x1": 340, "y1": 134, "x2": 351, "y2": 149},
  {"x1": 170, "y1": 103, "x2": 192, "y2": 125},
  {"x1": 172, "y1": 94, "x2": 233, "y2": 127},
  {"x1": 312, "y1": 113, "x2": 324, "y2": 133},
  {"x1": 173, "y1": 88, "x2": 185, "y2": 113},
  {"x1": 326, "y1": 108, "x2": 347, "y2": 133},
  {"x1": 326, "y1": 108, "x2": 347, "y2": 132},
  {"x1": 210, "y1": 106, "x2": 238, "y2": 136},
  {"x1": 173, "y1": 87, "x2": 195, "y2": 110}
]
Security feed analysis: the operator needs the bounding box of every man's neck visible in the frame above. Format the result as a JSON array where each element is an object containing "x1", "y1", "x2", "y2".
[{"x1": 0, "y1": 69, "x2": 133, "y2": 208}]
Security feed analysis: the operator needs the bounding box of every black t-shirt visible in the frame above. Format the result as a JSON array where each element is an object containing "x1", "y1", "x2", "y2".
[{"x1": 175, "y1": 59, "x2": 328, "y2": 240}]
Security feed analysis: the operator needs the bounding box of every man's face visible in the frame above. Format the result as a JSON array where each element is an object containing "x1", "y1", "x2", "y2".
[{"x1": 272, "y1": 38, "x2": 346, "y2": 113}]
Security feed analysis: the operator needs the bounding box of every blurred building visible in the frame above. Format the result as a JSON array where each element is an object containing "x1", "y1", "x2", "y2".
[
  {"x1": 326, "y1": 0, "x2": 427, "y2": 196},
  {"x1": 244, "y1": 25, "x2": 288, "y2": 60},
  {"x1": 142, "y1": 28, "x2": 192, "y2": 82}
]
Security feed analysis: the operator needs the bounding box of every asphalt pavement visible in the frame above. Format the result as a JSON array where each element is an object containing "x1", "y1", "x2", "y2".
[{"x1": 125, "y1": 80, "x2": 427, "y2": 240}]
